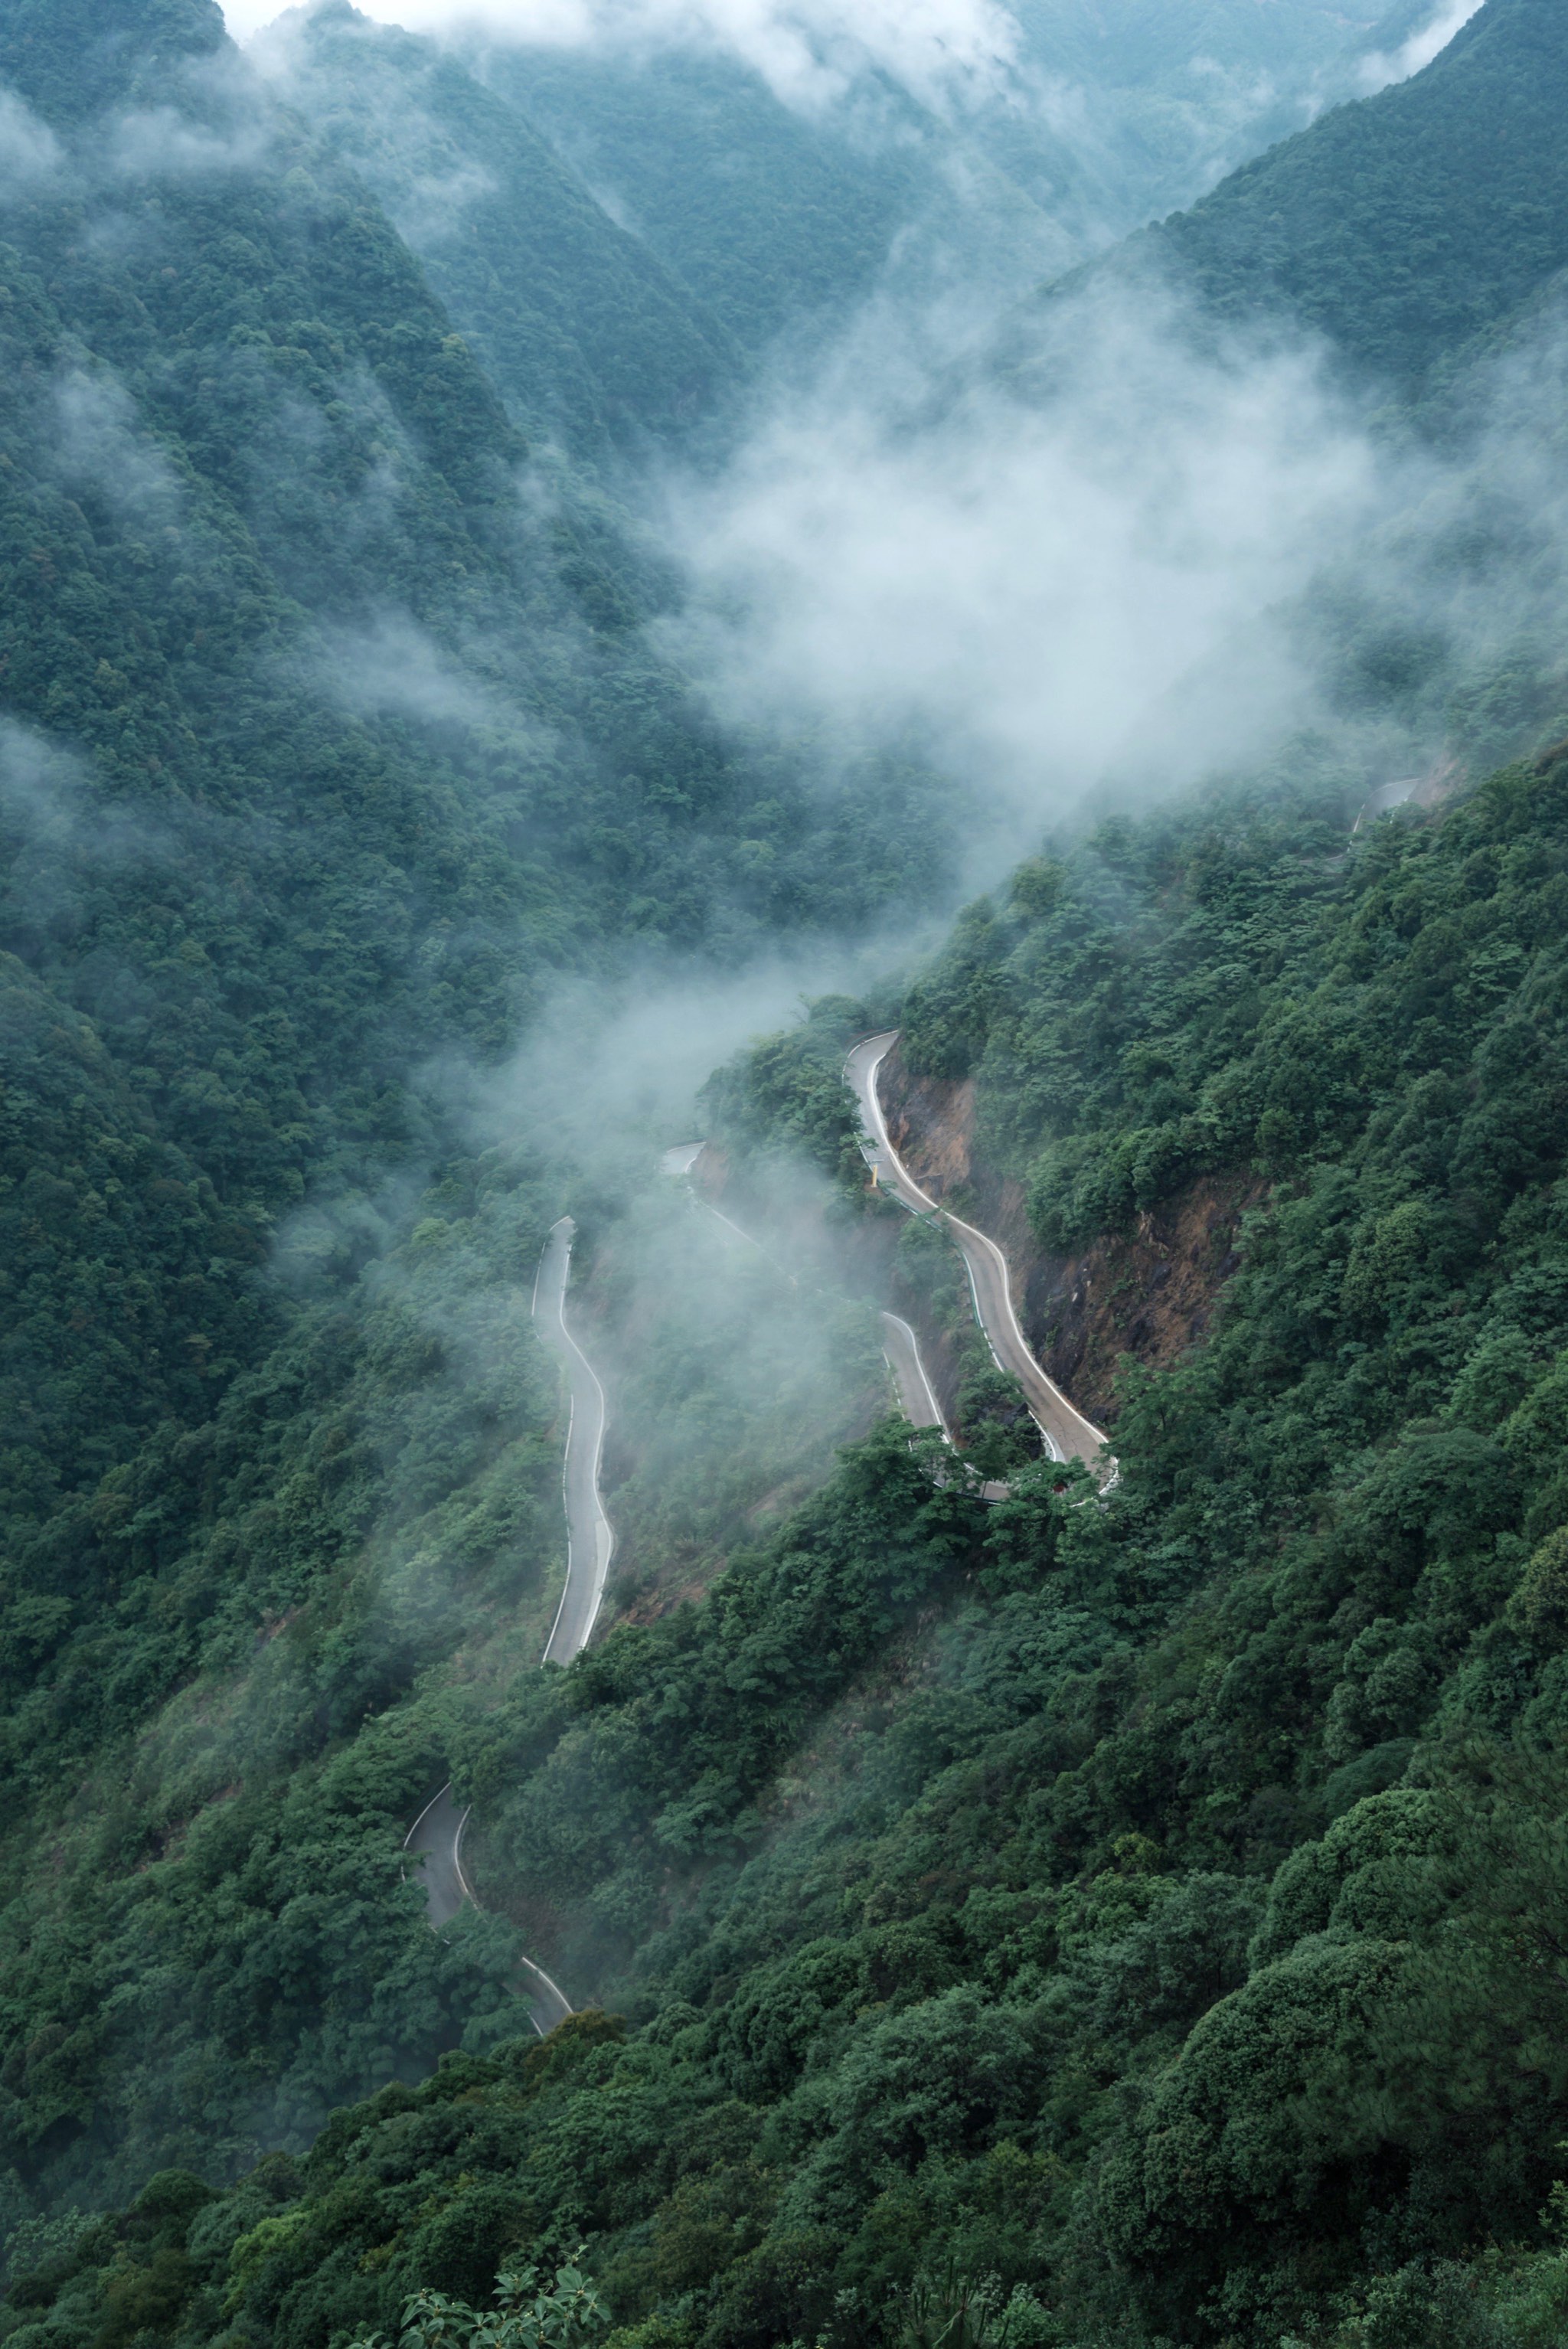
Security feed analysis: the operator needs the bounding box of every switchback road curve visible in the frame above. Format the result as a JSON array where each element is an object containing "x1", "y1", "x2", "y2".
[
  {"x1": 402, "y1": 1784, "x2": 572, "y2": 2033},
  {"x1": 403, "y1": 1215, "x2": 610, "y2": 2033},
  {"x1": 845, "y1": 1033, "x2": 1110, "y2": 1475},
  {"x1": 667, "y1": 1145, "x2": 951, "y2": 1446}
]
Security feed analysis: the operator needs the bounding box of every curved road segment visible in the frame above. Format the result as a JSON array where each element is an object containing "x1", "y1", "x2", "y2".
[
  {"x1": 670, "y1": 1151, "x2": 946, "y2": 1440},
  {"x1": 673, "y1": 1162, "x2": 948, "y2": 1445},
  {"x1": 403, "y1": 1784, "x2": 573, "y2": 2033},
  {"x1": 845, "y1": 1032, "x2": 1109, "y2": 1474},
  {"x1": 880, "y1": 1309, "x2": 948, "y2": 1436},
  {"x1": 534, "y1": 1217, "x2": 616, "y2": 1665},
  {"x1": 404, "y1": 1215, "x2": 612, "y2": 2034}
]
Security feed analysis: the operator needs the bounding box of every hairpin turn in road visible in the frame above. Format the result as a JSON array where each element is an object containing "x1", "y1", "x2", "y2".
[{"x1": 844, "y1": 1032, "x2": 1112, "y2": 1477}]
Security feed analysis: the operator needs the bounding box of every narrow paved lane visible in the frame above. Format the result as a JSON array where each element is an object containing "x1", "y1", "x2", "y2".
[
  {"x1": 403, "y1": 1784, "x2": 469, "y2": 1928},
  {"x1": 880, "y1": 1310, "x2": 948, "y2": 1436},
  {"x1": 403, "y1": 1786, "x2": 573, "y2": 2030},
  {"x1": 534, "y1": 1216, "x2": 616, "y2": 1665},
  {"x1": 405, "y1": 1216, "x2": 614, "y2": 2032},
  {"x1": 846, "y1": 1033, "x2": 1109, "y2": 1473}
]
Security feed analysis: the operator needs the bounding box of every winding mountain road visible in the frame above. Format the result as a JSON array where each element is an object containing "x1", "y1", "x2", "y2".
[
  {"x1": 403, "y1": 1215, "x2": 612, "y2": 2033},
  {"x1": 403, "y1": 1059, "x2": 1103, "y2": 2023},
  {"x1": 534, "y1": 1217, "x2": 616, "y2": 1666},
  {"x1": 845, "y1": 1033, "x2": 1109, "y2": 1475},
  {"x1": 402, "y1": 1785, "x2": 573, "y2": 2031},
  {"x1": 667, "y1": 1147, "x2": 950, "y2": 1442},
  {"x1": 880, "y1": 1309, "x2": 948, "y2": 1436}
]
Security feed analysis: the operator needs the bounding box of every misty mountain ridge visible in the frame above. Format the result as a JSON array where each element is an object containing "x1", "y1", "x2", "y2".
[
  {"x1": 257, "y1": 0, "x2": 1459, "y2": 413},
  {"x1": 250, "y1": 2, "x2": 746, "y2": 460},
  {"x1": 5, "y1": 5, "x2": 1568, "y2": 2348},
  {"x1": 1050, "y1": 0, "x2": 1568, "y2": 397}
]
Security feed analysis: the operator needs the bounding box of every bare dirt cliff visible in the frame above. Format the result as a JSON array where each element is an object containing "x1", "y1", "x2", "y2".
[{"x1": 877, "y1": 1040, "x2": 1262, "y2": 1425}]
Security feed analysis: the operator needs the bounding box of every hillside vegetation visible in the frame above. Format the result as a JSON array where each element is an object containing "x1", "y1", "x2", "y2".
[
  {"x1": 253, "y1": 5, "x2": 743, "y2": 461},
  {"x1": 0, "y1": 0, "x2": 946, "y2": 2230},
  {"x1": 485, "y1": 0, "x2": 1413, "y2": 350},
  {"x1": 18, "y1": 740, "x2": 1568, "y2": 2347},
  {"x1": 1070, "y1": 0, "x2": 1568, "y2": 394},
  {"x1": 8, "y1": 2, "x2": 1568, "y2": 2346}
]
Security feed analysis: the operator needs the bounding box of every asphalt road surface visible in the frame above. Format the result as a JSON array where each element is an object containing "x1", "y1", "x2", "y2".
[
  {"x1": 880, "y1": 1309, "x2": 948, "y2": 1435},
  {"x1": 404, "y1": 1215, "x2": 613, "y2": 2034},
  {"x1": 661, "y1": 1142, "x2": 707, "y2": 1176},
  {"x1": 845, "y1": 1033, "x2": 1110, "y2": 1475},
  {"x1": 404, "y1": 1783, "x2": 469, "y2": 1928},
  {"x1": 884, "y1": 1311, "x2": 1014, "y2": 1504},
  {"x1": 403, "y1": 1785, "x2": 573, "y2": 2033},
  {"x1": 534, "y1": 1216, "x2": 616, "y2": 1666}
]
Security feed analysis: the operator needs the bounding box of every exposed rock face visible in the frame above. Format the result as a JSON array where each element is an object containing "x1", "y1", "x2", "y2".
[
  {"x1": 1023, "y1": 1173, "x2": 1265, "y2": 1423},
  {"x1": 879, "y1": 1040, "x2": 1263, "y2": 1425}
]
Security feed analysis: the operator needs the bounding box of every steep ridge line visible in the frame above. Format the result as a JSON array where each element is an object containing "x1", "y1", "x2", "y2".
[
  {"x1": 402, "y1": 1215, "x2": 612, "y2": 2035},
  {"x1": 845, "y1": 1033, "x2": 1114, "y2": 1478}
]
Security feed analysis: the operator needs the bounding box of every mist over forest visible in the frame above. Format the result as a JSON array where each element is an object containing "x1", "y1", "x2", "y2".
[{"x1": 3, "y1": 2, "x2": 1568, "y2": 2347}]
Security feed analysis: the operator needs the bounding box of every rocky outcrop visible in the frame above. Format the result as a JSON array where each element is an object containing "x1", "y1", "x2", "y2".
[{"x1": 878, "y1": 1040, "x2": 1262, "y2": 1425}]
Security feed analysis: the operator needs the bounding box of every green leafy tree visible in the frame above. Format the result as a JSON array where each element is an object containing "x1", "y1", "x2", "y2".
[{"x1": 351, "y1": 2257, "x2": 610, "y2": 2349}]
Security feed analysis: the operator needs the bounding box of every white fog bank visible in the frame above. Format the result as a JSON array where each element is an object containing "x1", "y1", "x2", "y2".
[
  {"x1": 220, "y1": 0, "x2": 1020, "y2": 109},
  {"x1": 652, "y1": 286, "x2": 1387, "y2": 842},
  {"x1": 1360, "y1": 1, "x2": 1485, "y2": 94}
]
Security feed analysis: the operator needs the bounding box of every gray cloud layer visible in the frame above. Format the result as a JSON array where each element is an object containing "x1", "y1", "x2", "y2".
[
  {"x1": 227, "y1": 0, "x2": 1020, "y2": 111},
  {"x1": 652, "y1": 283, "x2": 1387, "y2": 855}
]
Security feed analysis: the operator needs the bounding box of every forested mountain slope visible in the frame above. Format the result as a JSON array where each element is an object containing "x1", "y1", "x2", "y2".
[
  {"x1": 253, "y1": 5, "x2": 742, "y2": 460},
  {"x1": 481, "y1": 43, "x2": 1074, "y2": 356},
  {"x1": 0, "y1": 0, "x2": 951, "y2": 2233},
  {"x1": 23, "y1": 740, "x2": 1568, "y2": 2349},
  {"x1": 479, "y1": 0, "x2": 1419, "y2": 357},
  {"x1": 8, "y1": 2, "x2": 1568, "y2": 2344},
  {"x1": 0, "y1": 0, "x2": 943, "y2": 1629},
  {"x1": 980, "y1": 0, "x2": 1426, "y2": 225},
  {"x1": 1067, "y1": 0, "x2": 1568, "y2": 394}
]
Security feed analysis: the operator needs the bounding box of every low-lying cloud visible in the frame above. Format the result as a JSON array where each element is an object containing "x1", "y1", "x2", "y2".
[
  {"x1": 1359, "y1": 1, "x2": 1485, "y2": 95},
  {"x1": 51, "y1": 369, "x2": 187, "y2": 523},
  {"x1": 656, "y1": 232, "x2": 1568, "y2": 879},
  {"x1": 0, "y1": 86, "x2": 61, "y2": 201},
  {"x1": 104, "y1": 102, "x2": 276, "y2": 183},
  {"x1": 476, "y1": 945, "x2": 907, "y2": 1171},
  {"x1": 653, "y1": 284, "x2": 1386, "y2": 853},
  {"x1": 315, "y1": 613, "x2": 501, "y2": 727},
  {"x1": 227, "y1": 0, "x2": 1019, "y2": 113}
]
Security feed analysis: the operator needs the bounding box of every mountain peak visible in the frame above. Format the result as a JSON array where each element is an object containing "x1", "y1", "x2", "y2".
[{"x1": 0, "y1": 0, "x2": 229, "y2": 125}]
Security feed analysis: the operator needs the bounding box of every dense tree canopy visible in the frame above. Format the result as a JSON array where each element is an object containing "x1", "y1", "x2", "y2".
[
  {"x1": 1056, "y1": 0, "x2": 1568, "y2": 394},
  {"x1": 18, "y1": 737, "x2": 1568, "y2": 2347},
  {"x1": 8, "y1": 5, "x2": 1568, "y2": 2347}
]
